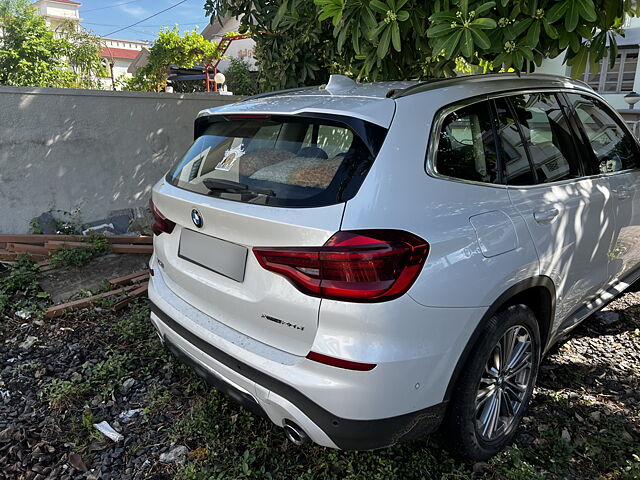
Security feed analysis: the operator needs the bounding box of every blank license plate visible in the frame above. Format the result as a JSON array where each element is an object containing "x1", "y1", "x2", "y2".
[{"x1": 179, "y1": 229, "x2": 248, "y2": 282}]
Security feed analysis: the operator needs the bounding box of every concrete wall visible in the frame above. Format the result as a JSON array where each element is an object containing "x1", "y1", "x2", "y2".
[{"x1": 0, "y1": 86, "x2": 243, "y2": 233}]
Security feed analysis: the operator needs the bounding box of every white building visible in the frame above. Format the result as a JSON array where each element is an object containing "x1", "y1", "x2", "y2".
[
  {"x1": 34, "y1": 0, "x2": 148, "y2": 89},
  {"x1": 33, "y1": 0, "x2": 81, "y2": 31},
  {"x1": 201, "y1": 16, "x2": 257, "y2": 72},
  {"x1": 100, "y1": 38, "x2": 148, "y2": 88}
]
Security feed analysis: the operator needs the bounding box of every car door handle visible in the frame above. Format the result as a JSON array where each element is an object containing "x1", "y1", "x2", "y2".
[
  {"x1": 533, "y1": 207, "x2": 559, "y2": 223},
  {"x1": 613, "y1": 187, "x2": 633, "y2": 200}
]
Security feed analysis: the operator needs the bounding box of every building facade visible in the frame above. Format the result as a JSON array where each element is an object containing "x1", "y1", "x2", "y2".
[
  {"x1": 201, "y1": 16, "x2": 257, "y2": 72},
  {"x1": 100, "y1": 38, "x2": 148, "y2": 89},
  {"x1": 33, "y1": 0, "x2": 81, "y2": 31}
]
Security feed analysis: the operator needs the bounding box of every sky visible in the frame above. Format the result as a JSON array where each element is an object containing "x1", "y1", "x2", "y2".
[{"x1": 77, "y1": 0, "x2": 212, "y2": 43}]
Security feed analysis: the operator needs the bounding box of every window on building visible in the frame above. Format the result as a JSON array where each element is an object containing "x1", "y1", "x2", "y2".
[{"x1": 579, "y1": 47, "x2": 639, "y2": 93}]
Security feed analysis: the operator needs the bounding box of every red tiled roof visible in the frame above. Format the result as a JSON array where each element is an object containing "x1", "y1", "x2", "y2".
[{"x1": 101, "y1": 47, "x2": 141, "y2": 60}]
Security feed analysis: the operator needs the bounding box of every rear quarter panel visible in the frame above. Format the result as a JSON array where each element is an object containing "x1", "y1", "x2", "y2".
[{"x1": 341, "y1": 93, "x2": 540, "y2": 308}]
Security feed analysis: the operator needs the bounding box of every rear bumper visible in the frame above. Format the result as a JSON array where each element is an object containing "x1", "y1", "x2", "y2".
[
  {"x1": 148, "y1": 274, "x2": 447, "y2": 450},
  {"x1": 150, "y1": 302, "x2": 446, "y2": 450}
]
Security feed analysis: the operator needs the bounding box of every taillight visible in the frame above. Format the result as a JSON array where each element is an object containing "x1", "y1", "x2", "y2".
[
  {"x1": 150, "y1": 199, "x2": 175, "y2": 236},
  {"x1": 253, "y1": 230, "x2": 428, "y2": 302}
]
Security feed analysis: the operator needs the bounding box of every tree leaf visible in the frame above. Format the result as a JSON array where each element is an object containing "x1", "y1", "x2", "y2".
[
  {"x1": 469, "y1": 27, "x2": 491, "y2": 50},
  {"x1": 377, "y1": 25, "x2": 391, "y2": 58},
  {"x1": 568, "y1": 47, "x2": 589, "y2": 78},
  {"x1": 272, "y1": 1, "x2": 289, "y2": 29},
  {"x1": 576, "y1": 0, "x2": 597, "y2": 22},
  {"x1": 511, "y1": 17, "x2": 533, "y2": 37},
  {"x1": 436, "y1": 28, "x2": 463, "y2": 59},
  {"x1": 470, "y1": 17, "x2": 497, "y2": 29},
  {"x1": 474, "y1": 2, "x2": 496, "y2": 16},
  {"x1": 460, "y1": 0, "x2": 469, "y2": 18},
  {"x1": 565, "y1": 0, "x2": 579, "y2": 32},
  {"x1": 546, "y1": 0, "x2": 569, "y2": 23},
  {"x1": 391, "y1": 22, "x2": 401, "y2": 51},
  {"x1": 427, "y1": 23, "x2": 456, "y2": 38},
  {"x1": 525, "y1": 20, "x2": 541, "y2": 46},
  {"x1": 461, "y1": 28, "x2": 473, "y2": 57},
  {"x1": 396, "y1": 10, "x2": 409, "y2": 21},
  {"x1": 370, "y1": 0, "x2": 389, "y2": 14},
  {"x1": 609, "y1": 35, "x2": 618, "y2": 69},
  {"x1": 362, "y1": 6, "x2": 378, "y2": 29},
  {"x1": 542, "y1": 19, "x2": 559, "y2": 39}
]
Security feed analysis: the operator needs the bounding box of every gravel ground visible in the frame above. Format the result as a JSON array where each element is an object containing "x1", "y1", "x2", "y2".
[{"x1": 0, "y1": 284, "x2": 638, "y2": 479}]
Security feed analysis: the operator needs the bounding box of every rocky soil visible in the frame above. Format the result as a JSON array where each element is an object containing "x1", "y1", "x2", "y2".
[{"x1": 0, "y1": 285, "x2": 638, "y2": 479}]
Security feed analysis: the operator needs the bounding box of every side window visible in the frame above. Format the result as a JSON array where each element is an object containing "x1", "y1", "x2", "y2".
[
  {"x1": 493, "y1": 98, "x2": 534, "y2": 185},
  {"x1": 435, "y1": 101, "x2": 499, "y2": 183},
  {"x1": 500, "y1": 93, "x2": 580, "y2": 185},
  {"x1": 566, "y1": 94, "x2": 639, "y2": 174},
  {"x1": 301, "y1": 124, "x2": 354, "y2": 159}
]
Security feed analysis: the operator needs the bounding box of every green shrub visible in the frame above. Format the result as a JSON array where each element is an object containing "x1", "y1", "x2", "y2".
[{"x1": 224, "y1": 57, "x2": 258, "y2": 96}]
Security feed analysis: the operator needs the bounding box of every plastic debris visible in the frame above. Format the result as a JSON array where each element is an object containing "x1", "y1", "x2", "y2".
[
  {"x1": 19, "y1": 336, "x2": 38, "y2": 350},
  {"x1": 118, "y1": 408, "x2": 143, "y2": 424},
  {"x1": 121, "y1": 378, "x2": 136, "y2": 392},
  {"x1": 93, "y1": 421, "x2": 124, "y2": 442},
  {"x1": 15, "y1": 310, "x2": 32, "y2": 320},
  {"x1": 159, "y1": 445, "x2": 188, "y2": 464}
]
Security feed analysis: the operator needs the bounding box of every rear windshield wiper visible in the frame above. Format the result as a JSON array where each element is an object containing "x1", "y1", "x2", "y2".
[{"x1": 203, "y1": 178, "x2": 275, "y2": 197}]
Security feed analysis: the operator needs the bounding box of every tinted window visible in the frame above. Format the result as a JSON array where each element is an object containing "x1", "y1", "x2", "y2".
[
  {"x1": 435, "y1": 101, "x2": 499, "y2": 183},
  {"x1": 493, "y1": 98, "x2": 535, "y2": 185},
  {"x1": 167, "y1": 116, "x2": 381, "y2": 207},
  {"x1": 567, "y1": 94, "x2": 639, "y2": 174},
  {"x1": 511, "y1": 94, "x2": 579, "y2": 183},
  {"x1": 494, "y1": 94, "x2": 579, "y2": 185}
]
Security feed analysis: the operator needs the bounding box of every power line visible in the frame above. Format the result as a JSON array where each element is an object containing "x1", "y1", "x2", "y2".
[
  {"x1": 83, "y1": 0, "x2": 145, "y2": 13},
  {"x1": 102, "y1": 0, "x2": 188, "y2": 37},
  {"x1": 84, "y1": 21, "x2": 204, "y2": 28}
]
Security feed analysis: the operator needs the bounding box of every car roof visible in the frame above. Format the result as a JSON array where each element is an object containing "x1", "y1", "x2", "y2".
[{"x1": 198, "y1": 73, "x2": 594, "y2": 128}]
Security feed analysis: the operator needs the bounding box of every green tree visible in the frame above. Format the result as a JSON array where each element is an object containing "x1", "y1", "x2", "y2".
[
  {"x1": 122, "y1": 27, "x2": 223, "y2": 92},
  {"x1": 0, "y1": 0, "x2": 74, "y2": 87},
  {"x1": 205, "y1": 0, "x2": 335, "y2": 92},
  {"x1": 56, "y1": 20, "x2": 107, "y2": 89},
  {"x1": 223, "y1": 57, "x2": 258, "y2": 95},
  {"x1": 205, "y1": 0, "x2": 639, "y2": 89}
]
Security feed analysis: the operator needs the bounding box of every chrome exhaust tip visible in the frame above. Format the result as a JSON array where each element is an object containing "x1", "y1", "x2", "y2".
[{"x1": 283, "y1": 420, "x2": 309, "y2": 446}]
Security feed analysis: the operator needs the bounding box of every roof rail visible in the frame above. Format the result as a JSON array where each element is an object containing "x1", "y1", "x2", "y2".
[{"x1": 390, "y1": 73, "x2": 592, "y2": 99}]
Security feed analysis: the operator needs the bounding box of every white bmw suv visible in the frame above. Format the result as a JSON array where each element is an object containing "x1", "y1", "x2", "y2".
[{"x1": 148, "y1": 73, "x2": 640, "y2": 460}]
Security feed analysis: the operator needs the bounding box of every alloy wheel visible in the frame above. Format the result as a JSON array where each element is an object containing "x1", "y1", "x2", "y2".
[{"x1": 474, "y1": 325, "x2": 534, "y2": 441}]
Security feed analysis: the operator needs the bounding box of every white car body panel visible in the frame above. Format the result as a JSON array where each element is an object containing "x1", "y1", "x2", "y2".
[{"x1": 147, "y1": 73, "x2": 640, "y2": 450}]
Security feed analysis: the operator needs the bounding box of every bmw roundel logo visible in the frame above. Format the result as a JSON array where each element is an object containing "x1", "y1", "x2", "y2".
[{"x1": 191, "y1": 209, "x2": 203, "y2": 228}]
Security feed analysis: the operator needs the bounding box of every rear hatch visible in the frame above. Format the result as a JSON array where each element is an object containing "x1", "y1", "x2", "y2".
[{"x1": 151, "y1": 110, "x2": 388, "y2": 355}]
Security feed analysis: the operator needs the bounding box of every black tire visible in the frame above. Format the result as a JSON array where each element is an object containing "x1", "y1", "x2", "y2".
[{"x1": 443, "y1": 304, "x2": 541, "y2": 461}]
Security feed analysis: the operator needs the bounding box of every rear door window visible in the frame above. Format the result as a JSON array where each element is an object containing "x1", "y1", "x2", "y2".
[
  {"x1": 503, "y1": 94, "x2": 580, "y2": 184},
  {"x1": 493, "y1": 98, "x2": 535, "y2": 185},
  {"x1": 167, "y1": 115, "x2": 384, "y2": 207},
  {"x1": 566, "y1": 93, "x2": 640, "y2": 174}
]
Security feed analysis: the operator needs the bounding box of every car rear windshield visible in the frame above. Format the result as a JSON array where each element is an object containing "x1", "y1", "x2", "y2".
[{"x1": 166, "y1": 114, "x2": 385, "y2": 207}]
